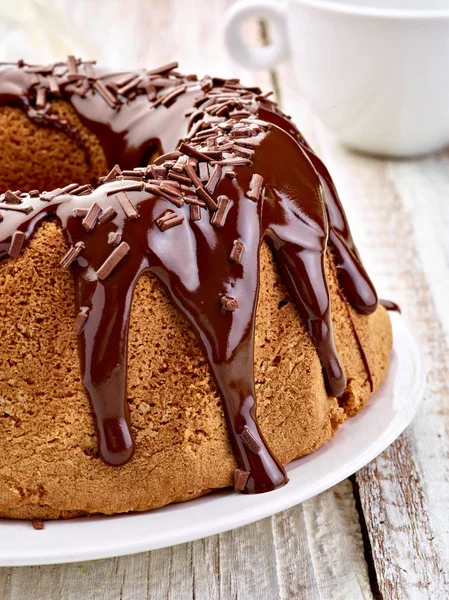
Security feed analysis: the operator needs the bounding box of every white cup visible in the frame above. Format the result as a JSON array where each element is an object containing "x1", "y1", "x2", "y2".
[{"x1": 224, "y1": 0, "x2": 449, "y2": 157}]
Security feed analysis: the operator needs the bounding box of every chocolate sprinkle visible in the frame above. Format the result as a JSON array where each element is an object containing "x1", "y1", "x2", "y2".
[
  {"x1": 106, "y1": 181, "x2": 144, "y2": 195},
  {"x1": 205, "y1": 164, "x2": 222, "y2": 195},
  {"x1": 113, "y1": 73, "x2": 136, "y2": 89},
  {"x1": 221, "y1": 295, "x2": 239, "y2": 312},
  {"x1": 93, "y1": 80, "x2": 118, "y2": 109},
  {"x1": 154, "y1": 151, "x2": 182, "y2": 165},
  {"x1": 60, "y1": 183, "x2": 81, "y2": 195},
  {"x1": 240, "y1": 426, "x2": 261, "y2": 454},
  {"x1": 156, "y1": 211, "x2": 184, "y2": 232},
  {"x1": 47, "y1": 75, "x2": 60, "y2": 94},
  {"x1": 159, "y1": 84, "x2": 186, "y2": 107},
  {"x1": 178, "y1": 142, "x2": 212, "y2": 163},
  {"x1": 145, "y1": 83, "x2": 157, "y2": 101},
  {"x1": 108, "y1": 231, "x2": 122, "y2": 246},
  {"x1": 82, "y1": 202, "x2": 102, "y2": 231},
  {"x1": 74, "y1": 308, "x2": 89, "y2": 335},
  {"x1": 71, "y1": 184, "x2": 93, "y2": 197},
  {"x1": 4, "y1": 190, "x2": 21, "y2": 205},
  {"x1": 0, "y1": 204, "x2": 33, "y2": 214},
  {"x1": 35, "y1": 87, "x2": 47, "y2": 109},
  {"x1": 147, "y1": 61, "x2": 179, "y2": 76},
  {"x1": 247, "y1": 174, "x2": 264, "y2": 202},
  {"x1": 167, "y1": 171, "x2": 191, "y2": 185},
  {"x1": 233, "y1": 137, "x2": 257, "y2": 148},
  {"x1": 8, "y1": 231, "x2": 26, "y2": 258},
  {"x1": 103, "y1": 164, "x2": 122, "y2": 183},
  {"x1": 118, "y1": 76, "x2": 141, "y2": 96},
  {"x1": 230, "y1": 239, "x2": 245, "y2": 264},
  {"x1": 172, "y1": 155, "x2": 189, "y2": 173},
  {"x1": 234, "y1": 469, "x2": 250, "y2": 492},
  {"x1": 40, "y1": 188, "x2": 63, "y2": 202},
  {"x1": 184, "y1": 164, "x2": 203, "y2": 190},
  {"x1": 210, "y1": 195, "x2": 232, "y2": 228},
  {"x1": 233, "y1": 144, "x2": 254, "y2": 158},
  {"x1": 189, "y1": 204, "x2": 202, "y2": 222},
  {"x1": 73, "y1": 208, "x2": 89, "y2": 218},
  {"x1": 196, "y1": 186, "x2": 218, "y2": 211},
  {"x1": 60, "y1": 241, "x2": 85, "y2": 269},
  {"x1": 96, "y1": 241, "x2": 130, "y2": 280},
  {"x1": 160, "y1": 182, "x2": 183, "y2": 198},
  {"x1": 198, "y1": 162, "x2": 210, "y2": 182},
  {"x1": 84, "y1": 62, "x2": 95, "y2": 80},
  {"x1": 32, "y1": 518, "x2": 44, "y2": 531},
  {"x1": 145, "y1": 184, "x2": 184, "y2": 208},
  {"x1": 184, "y1": 196, "x2": 206, "y2": 207},
  {"x1": 67, "y1": 55, "x2": 78, "y2": 79},
  {"x1": 116, "y1": 191, "x2": 139, "y2": 220},
  {"x1": 98, "y1": 206, "x2": 118, "y2": 224},
  {"x1": 212, "y1": 158, "x2": 252, "y2": 167}
]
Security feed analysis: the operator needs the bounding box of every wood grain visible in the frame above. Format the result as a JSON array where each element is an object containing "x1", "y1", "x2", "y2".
[{"x1": 0, "y1": 481, "x2": 373, "y2": 600}]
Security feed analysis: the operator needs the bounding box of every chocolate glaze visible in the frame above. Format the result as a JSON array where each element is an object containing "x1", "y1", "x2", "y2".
[
  {"x1": 0, "y1": 61, "x2": 199, "y2": 169},
  {"x1": 0, "y1": 60, "x2": 381, "y2": 494},
  {"x1": 0, "y1": 59, "x2": 378, "y2": 320},
  {"x1": 380, "y1": 299, "x2": 401, "y2": 312},
  {"x1": 257, "y1": 106, "x2": 378, "y2": 315}
]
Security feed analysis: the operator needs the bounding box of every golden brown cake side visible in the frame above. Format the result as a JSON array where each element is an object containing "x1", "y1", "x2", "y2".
[{"x1": 0, "y1": 223, "x2": 391, "y2": 519}]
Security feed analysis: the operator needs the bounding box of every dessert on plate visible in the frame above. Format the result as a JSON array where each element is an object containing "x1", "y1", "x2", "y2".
[{"x1": 0, "y1": 59, "x2": 391, "y2": 519}]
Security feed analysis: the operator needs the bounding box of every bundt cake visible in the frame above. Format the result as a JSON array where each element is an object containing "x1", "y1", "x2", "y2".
[{"x1": 0, "y1": 59, "x2": 392, "y2": 519}]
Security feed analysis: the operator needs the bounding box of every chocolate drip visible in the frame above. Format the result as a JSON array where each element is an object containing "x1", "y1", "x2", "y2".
[
  {"x1": 0, "y1": 60, "x2": 383, "y2": 494},
  {"x1": 257, "y1": 106, "x2": 378, "y2": 316},
  {"x1": 261, "y1": 143, "x2": 345, "y2": 398},
  {"x1": 303, "y1": 149, "x2": 378, "y2": 315},
  {"x1": 380, "y1": 299, "x2": 401, "y2": 312}
]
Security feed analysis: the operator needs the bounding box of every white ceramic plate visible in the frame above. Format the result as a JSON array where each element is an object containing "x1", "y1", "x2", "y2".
[{"x1": 0, "y1": 312, "x2": 425, "y2": 566}]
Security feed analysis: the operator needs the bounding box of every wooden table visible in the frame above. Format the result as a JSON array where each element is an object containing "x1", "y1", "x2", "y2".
[{"x1": 0, "y1": 1, "x2": 448, "y2": 598}]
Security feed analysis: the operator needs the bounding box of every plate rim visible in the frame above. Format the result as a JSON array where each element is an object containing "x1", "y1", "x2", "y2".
[{"x1": 0, "y1": 312, "x2": 426, "y2": 566}]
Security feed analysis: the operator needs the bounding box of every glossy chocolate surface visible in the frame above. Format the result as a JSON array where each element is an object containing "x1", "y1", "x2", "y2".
[{"x1": 0, "y1": 60, "x2": 380, "y2": 493}]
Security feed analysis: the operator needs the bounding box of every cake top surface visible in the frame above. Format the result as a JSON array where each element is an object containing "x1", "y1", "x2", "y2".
[{"x1": 0, "y1": 59, "x2": 379, "y2": 494}]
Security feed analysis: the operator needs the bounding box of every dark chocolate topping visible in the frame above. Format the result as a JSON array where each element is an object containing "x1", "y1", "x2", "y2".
[
  {"x1": 0, "y1": 60, "x2": 380, "y2": 494},
  {"x1": 0, "y1": 59, "x2": 199, "y2": 169},
  {"x1": 380, "y1": 299, "x2": 401, "y2": 313}
]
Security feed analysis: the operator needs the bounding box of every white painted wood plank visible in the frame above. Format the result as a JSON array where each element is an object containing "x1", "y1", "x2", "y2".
[
  {"x1": 192, "y1": 537, "x2": 220, "y2": 600},
  {"x1": 0, "y1": 481, "x2": 372, "y2": 600},
  {"x1": 218, "y1": 517, "x2": 279, "y2": 599},
  {"x1": 272, "y1": 480, "x2": 372, "y2": 600},
  {"x1": 0, "y1": 569, "x2": 11, "y2": 600}
]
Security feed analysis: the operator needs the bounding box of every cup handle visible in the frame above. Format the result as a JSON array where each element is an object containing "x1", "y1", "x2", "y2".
[{"x1": 224, "y1": 0, "x2": 289, "y2": 70}]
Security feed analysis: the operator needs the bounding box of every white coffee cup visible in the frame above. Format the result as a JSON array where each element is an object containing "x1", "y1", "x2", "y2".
[{"x1": 224, "y1": 0, "x2": 449, "y2": 157}]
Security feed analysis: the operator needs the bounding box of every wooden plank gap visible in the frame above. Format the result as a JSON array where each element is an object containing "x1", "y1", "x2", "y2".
[{"x1": 350, "y1": 474, "x2": 383, "y2": 600}]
